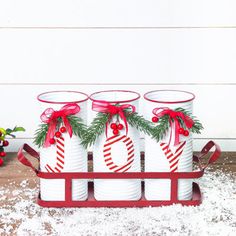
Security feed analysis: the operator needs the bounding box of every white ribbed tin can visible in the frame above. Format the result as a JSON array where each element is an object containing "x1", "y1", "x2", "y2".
[
  {"x1": 144, "y1": 90, "x2": 195, "y2": 200},
  {"x1": 90, "y1": 90, "x2": 141, "y2": 201},
  {"x1": 37, "y1": 91, "x2": 88, "y2": 201}
]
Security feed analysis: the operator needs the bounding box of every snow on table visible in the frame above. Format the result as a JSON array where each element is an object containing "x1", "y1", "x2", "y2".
[{"x1": 0, "y1": 170, "x2": 235, "y2": 236}]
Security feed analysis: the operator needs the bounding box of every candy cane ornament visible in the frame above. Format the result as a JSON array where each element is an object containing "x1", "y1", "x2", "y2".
[
  {"x1": 160, "y1": 141, "x2": 186, "y2": 172},
  {"x1": 45, "y1": 136, "x2": 65, "y2": 173},
  {"x1": 103, "y1": 135, "x2": 135, "y2": 173}
]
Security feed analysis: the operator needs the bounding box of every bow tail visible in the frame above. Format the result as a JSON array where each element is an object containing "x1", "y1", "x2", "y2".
[
  {"x1": 184, "y1": 115, "x2": 194, "y2": 129},
  {"x1": 63, "y1": 116, "x2": 73, "y2": 137},
  {"x1": 44, "y1": 121, "x2": 57, "y2": 148},
  {"x1": 173, "y1": 118, "x2": 181, "y2": 146},
  {"x1": 119, "y1": 111, "x2": 128, "y2": 136}
]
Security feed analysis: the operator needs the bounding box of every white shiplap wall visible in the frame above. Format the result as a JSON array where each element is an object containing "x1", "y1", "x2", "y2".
[{"x1": 0, "y1": 0, "x2": 236, "y2": 151}]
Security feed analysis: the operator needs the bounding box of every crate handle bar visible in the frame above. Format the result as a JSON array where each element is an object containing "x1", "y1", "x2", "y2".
[
  {"x1": 17, "y1": 143, "x2": 40, "y2": 174},
  {"x1": 193, "y1": 140, "x2": 221, "y2": 170}
]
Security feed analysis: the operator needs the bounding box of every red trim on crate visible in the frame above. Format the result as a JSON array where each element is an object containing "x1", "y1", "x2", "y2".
[
  {"x1": 17, "y1": 141, "x2": 221, "y2": 208},
  {"x1": 143, "y1": 90, "x2": 195, "y2": 104},
  {"x1": 37, "y1": 182, "x2": 202, "y2": 208},
  {"x1": 89, "y1": 90, "x2": 140, "y2": 103},
  {"x1": 37, "y1": 91, "x2": 89, "y2": 104},
  {"x1": 37, "y1": 171, "x2": 204, "y2": 179}
]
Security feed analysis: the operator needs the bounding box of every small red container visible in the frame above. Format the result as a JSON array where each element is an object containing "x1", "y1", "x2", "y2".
[{"x1": 18, "y1": 141, "x2": 221, "y2": 208}]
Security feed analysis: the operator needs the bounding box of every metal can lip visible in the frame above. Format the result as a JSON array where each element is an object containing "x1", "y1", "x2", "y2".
[
  {"x1": 144, "y1": 90, "x2": 195, "y2": 104},
  {"x1": 37, "y1": 90, "x2": 89, "y2": 104},
  {"x1": 90, "y1": 90, "x2": 140, "y2": 104}
]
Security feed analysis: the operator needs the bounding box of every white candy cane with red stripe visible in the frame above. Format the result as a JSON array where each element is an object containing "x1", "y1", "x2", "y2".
[
  {"x1": 160, "y1": 141, "x2": 186, "y2": 172},
  {"x1": 103, "y1": 135, "x2": 134, "y2": 173},
  {"x1": 45, "y1": 136, "x2": 65, "y2": 173}
]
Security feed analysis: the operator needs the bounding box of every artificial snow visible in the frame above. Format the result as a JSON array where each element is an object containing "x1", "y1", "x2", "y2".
[{"x1": 0, "y1": 170, "x2": 235, "y2": 236}]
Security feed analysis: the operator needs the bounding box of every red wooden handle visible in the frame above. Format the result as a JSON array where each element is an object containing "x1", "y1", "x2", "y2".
[
  {"x1": 193, "y1": 141, "x2": 221, "y2": 170},
  {"x1": 17, "y1": 144, "x2": 40, "y2": 174}
]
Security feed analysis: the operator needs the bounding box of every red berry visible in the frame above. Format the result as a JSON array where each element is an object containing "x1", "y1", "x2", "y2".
[
  {"x1": 3, "y1": 140, "x2": 9, "y2": 147},
  {"x1": 0, "y1": 152, "x2": 6, "y2": 157},
  {"x1": 49, "y1": 138, "x2": 56, "y2": 144},
  {"x1": 55, "y1": 131, "x2": 61, "y2": 138},
  {"x1": 178, "y1": 128, "x2": 184, "y2": 134},
  {"x1": 60, "y1": 127, "x2": 66, "y2": 133},
  {"x1": 183, "y1": 130, "x2": 189, "y2": 136},
  {"x1": 117, "y1": 124, "x2": 124, "y2": 130},
  {"x1": 113, "y1": 129, "x2": 119, "y2": 135},
  {"x1": 110, "y1": 123, "x2": 117, "y2": 130},
  {"x1": 0, "y1": 158, "x2": 3, "y2": 166},
  {"x1": 152, "y1": 116, "x2": 158, "y2": 123}
]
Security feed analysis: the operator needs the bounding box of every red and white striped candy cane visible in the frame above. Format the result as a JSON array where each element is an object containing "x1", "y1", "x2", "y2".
[
  {"x1": 160, "y1": 141, "x2": 186, "y2": 172},
  {"x1": 103, "y1": 135, "x2": 135, "y2": 173},
  {"x1": 45, "y1": 136, "x2": 65, "y2": 173}
]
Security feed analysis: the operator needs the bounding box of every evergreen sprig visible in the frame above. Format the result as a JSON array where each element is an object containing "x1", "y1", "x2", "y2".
[
  {"x1": 151, "y1": 114, "x2": 170, "y2": 142},
  {"x1": 33, "y1": 115, "x2": 87, "y2": 148},
  {"x1": 81, "y1": 111, "x2": 154, "y2": 148},
  {"x1": 175, "y1": 107, "x2": 203, "y2": 134},
  {"x1": 34, "y1": 123, "x2": 48, "y2": 148},
  {"x1": 81, "y1": 113, "x2": 109, "y2": 149},
  {"x1": 151, "y1": 107, "x2": 204, "y2": 142},
  {"x1": 125, "y1": 112, "x2": 154, "y2": 136},
  {"x1": 66, "y1": 116, "x2": 87, "y2": 139}
]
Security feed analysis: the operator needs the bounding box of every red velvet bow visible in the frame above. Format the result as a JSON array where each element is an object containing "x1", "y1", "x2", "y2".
[
  {"x1": 152, "y1": 107, "x2": 194, "y2": 146},
  {"x1": 41, "y1": 103, "x2": 80, "y2": 147},
  {"x1": 92, "y1": 100, "x2": 136, "y2": 136}
]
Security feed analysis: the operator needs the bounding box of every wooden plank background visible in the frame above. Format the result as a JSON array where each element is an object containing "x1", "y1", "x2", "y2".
[{"x1": 0, "y1": 1, "x2": 235, "y2": 151}]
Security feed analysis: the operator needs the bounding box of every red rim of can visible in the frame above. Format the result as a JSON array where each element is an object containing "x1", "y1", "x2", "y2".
[
  {"x1": 90, "y1": 90, "x2": 140, "y2": 104},
  {"x1": 37, "y1": 90, "x2": 89, "y2": 104},
  {"x1": 144, "y1": 90, "x2": 195, "y2": 104}
]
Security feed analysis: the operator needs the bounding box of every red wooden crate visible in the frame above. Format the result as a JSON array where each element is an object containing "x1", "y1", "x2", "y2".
[{"x1": 18, "y1": 141, "x2": 221, "y2": 208}]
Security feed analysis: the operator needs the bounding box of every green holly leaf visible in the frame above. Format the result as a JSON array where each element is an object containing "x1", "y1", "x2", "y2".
[{"x1": 13, "y1": 126, "x2": 25, "y2": 132}]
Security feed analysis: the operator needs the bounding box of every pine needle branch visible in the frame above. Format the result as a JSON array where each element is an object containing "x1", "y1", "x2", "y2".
[
  {"x1": 34, "y1": 115, "x2": 87, "y2": 148},
  {"x1": 80, "y1": 113, "x2": 109, "y2": 149},
  {"x1": 125, "y1": 112, "x2": 154, "y2": 135},
  {"x1": 151, "y1": 107, "x2": 204, "y2": 143},
  {"x1": 151, "y1": 115, "x2": 170, "y2": 142},
  {"x1": 175, "y1": 107, "x2": 204, "y2": 133},
  {"x1": 33, "y1": 123, "x2": 48, "y2": 148},
  {"x1": 67, "y1": 115, "x2": 87, "y2": 139}
]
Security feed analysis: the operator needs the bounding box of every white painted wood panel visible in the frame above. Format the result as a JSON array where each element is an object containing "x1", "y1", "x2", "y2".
[
  {"x1": 0, "y1": 0, "x2": 236, "y2": 27},
  {"x1": 0, "y1": 29, "x2": 236, "y2": 84}
]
